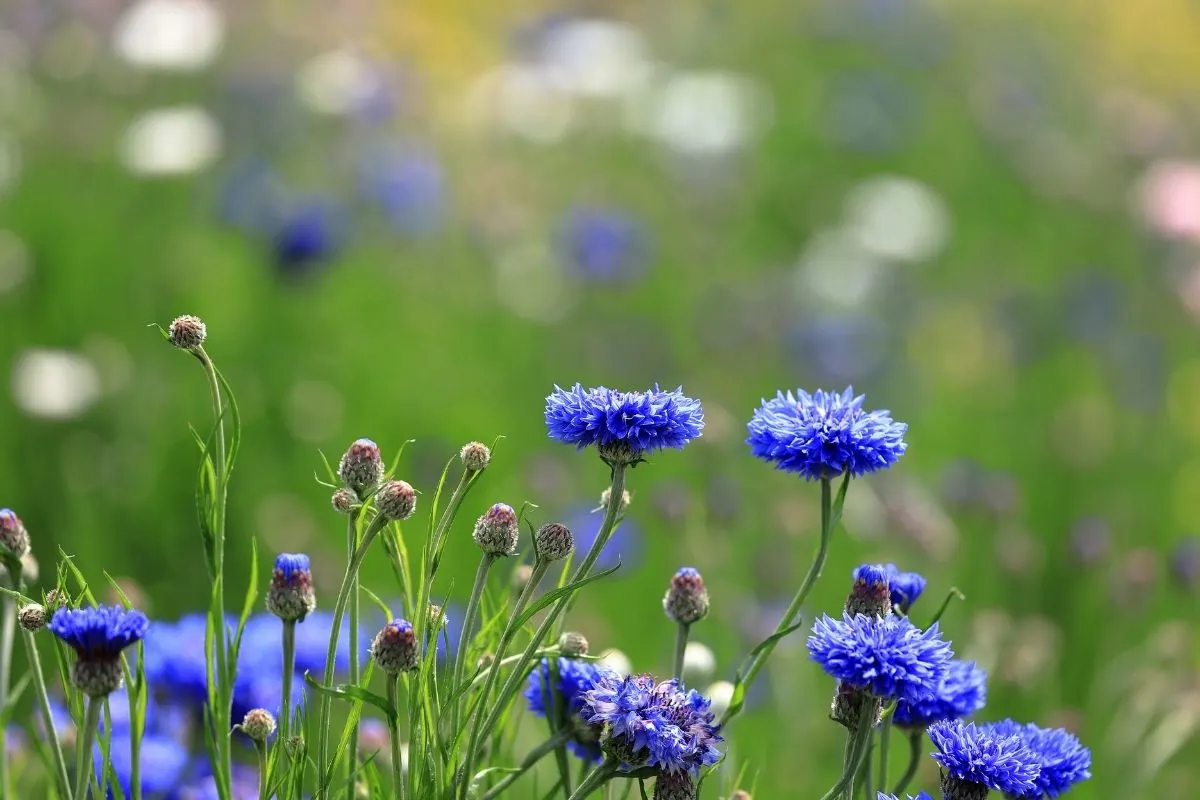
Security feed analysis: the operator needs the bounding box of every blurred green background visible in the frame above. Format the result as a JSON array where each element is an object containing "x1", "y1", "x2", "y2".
[{"x1": 3, "y1": 0, "x2": 1200, "y2": 796}]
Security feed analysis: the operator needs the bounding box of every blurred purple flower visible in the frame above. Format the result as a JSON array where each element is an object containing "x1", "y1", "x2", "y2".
[
  {"x1": 216, "y1": 159, "x2": 283, "y2": 234},
  {"x1": 1108, "y1": 332, "x2": 1164, "y2": 412},
  {"x1": 1069, "y1": 517, "x2": 1111, "y2": 567},
  {"x1": 1170, "y1": 537, "x2": 1200, "y2": 590},
  {"x1": 271, "y1": 198, "x2": 344, "y2": 278},
  {"x1": 822, "y1": 71, "x2": 919, "y2": 154},
  {"x1": 359, "y1": 144, "x2": 445, "y2": 235},
  {"x1": 787, "y1": 313, "x2": 889, "y2": 386},
  {"x1": 561, "y1": 505, "x2": 641, "y2": 572},
  {"x1": 558, "y1": 205, "x2": 649, "y2": 282},
  {"x1": 1059, "y1": 269, "x2": 1122, "y2": 345}
]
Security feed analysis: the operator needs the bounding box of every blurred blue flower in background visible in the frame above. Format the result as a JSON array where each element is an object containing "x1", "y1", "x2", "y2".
[
  {"x1": 217, "y1": 159, "x2": 283, "y2": 234},
  {"x1": 822, "y1": 71, "x2": 918, "y2": 155},
  {"x1": 271, "y1": 198, "x2": 344, "y2": 278},
  {"x1": 358, "y1": 143, "x2": 445, "y2": 235},
  {"x1": 562, "y1": 505, "x2": 641, "y2": 572},
  {"x1": 94, "y1": 734, "x2": 188, "y2": 798},
  {"x1": 557, "y1": 205, "x2": 648, "y2": 282},
  {"x1": 787, "y1": 314, "x2": 890, "y2": 386},
  {"x1": 1170, "y1": 536, "x2": 1200, "y2": 590}
]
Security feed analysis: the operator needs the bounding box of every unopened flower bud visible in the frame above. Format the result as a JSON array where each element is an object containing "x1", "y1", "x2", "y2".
[
  {"x1": 331, "y1": 488, "x2": 356, "y2": 514},
  {"x1": 653, "y1": 771, "x2": 696, "y2": 800},
  {"x1": 44, "y1": 588, "x2": 68, "y2": 612},
  {"x1": 460, "y1": 442, "x2": 491, "y2": 472},
  {"x1": 0, "y1": 508, "x2": 30, "y2": 559},
  {"x1": 663, "y1": 567, "x2": 709, "y2": 626},
  {"x1": 167, "y1": 315, "x2": 206, "y2": 350},
  {"x1": 428, "y1": 605, "x2": 447, "y2": 630},
  {"x1": 476, "y1": 653, "x2": 495, "y2": 670},
  {"x1": 534, "y1": 522, "x2": 573, "y2": 563},
  {"x1": 339, "y1": 439, "x2": 384, "y2": 499},
  {"x1": 558, "y1": 631, "x2": 589, "y2": 657},
  {"x1": 267, "y1": 553, "x2": 316, "y2": 622},
  {"x1": 511, "y1": 563, "x2": 534, "y2": 594},
  {"x1": 601, "y1": 487, "x2": 631, "y2": 515},
  {"x1": 286, "y1": 736, "x2": 305, "y2": 758},
  {"x1": 473, "y1": 503, "x2": 519, "y2": 557},
  {"x1": 18, "y1": 603, "x2": 46, "y2": 632},
  {"x1": 240, "y1": 708, "x2": 276, "y2": 742},
  {"x1": 829, "y1": 682, "x2": 881, "y2": 731},
  {"x1": 377, "y1": 480, "x2": 417, "y2": 521},
  {"x1": 371, "y1": 619, "x2": 418, "y2": 675},
  {"x1": 847, "y1": 564, "x2": 892, "y2": 617}
]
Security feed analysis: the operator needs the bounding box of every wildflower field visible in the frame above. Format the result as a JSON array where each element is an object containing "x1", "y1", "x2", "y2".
[{"x1": 1, "y1": 2, "x2": 1199, "y2": 799}]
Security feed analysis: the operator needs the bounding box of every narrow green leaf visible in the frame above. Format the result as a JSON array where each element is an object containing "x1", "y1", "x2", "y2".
[
  {"x1": 302, "y1": 672, "x2": 397, "y2": 720},
  {"x1": 743, "y1": 619, "x2": 806, "y2": 663},
  {"x1": 361, "y1": 585, "x2": 393, "y2": 623},
  {"x1": 926, "y1": 587, "x2": 966, "y2": 628},
  {"x1": 512, "y1": 562, "x2": 621, "y2": 631},
  {"x1": 233, "y1": 539, "x2": 259, "y2": 657},
  {"x1": 386, "y1": 438, "x2": 417, "y2": 479}
]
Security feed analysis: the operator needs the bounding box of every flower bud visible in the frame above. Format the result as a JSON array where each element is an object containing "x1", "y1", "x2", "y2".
[
  {"x1": 339, "y1": 439, "x2": 384, "y2": 499},
  {"x1": 371, "y1": 619, "x2": 418, "y2": 675},
  {"x1": 285, "y1": 736, "x2": 305, "y2": 758},
  {"x1": 473, "y1": 503, "x2": 519, "y2": 557},
  {"x1": 428, "y1": 605, "x2": 447, "y2": 631},
  {"x1": 663, "y1": 567, "x2": 709, "y2": 626},
  {"x1": 0, "y1": 508, "x2": 30, "y2": 560},
  {"x1": 601, "y1": 487, "x2": 631, "y2": 515},
  {"x1": 653, "y1": 771, "x2": 696, "y2": 800},
  {"x1": 240, "y1": 708, "x2": 276, "y2": 742},
  {"x1": 44, "y1": 588, "x2": 68, "y2": 612},
  {"x1": 534, "y1": 522, "x2": 574, "y2": 563},
  {"x1": 511, "y1": 563, "x2": 535, "y2": 594},
  {"x1": 167, "y1": 314, "x2": 206, "y2": 350},
  {"x1": 558, "y1": 631, "x2": 589, "y2": 657},
  {"x1": 331, "y1": 488, "x2": 356, "y2": 514},
  {"x1": 476, "y1": 653, "x2": 495, "y2": 670},
  {"x1": 846, "y1": 564, "x2": 892, "y2": 617},
  {"x1": 597, "y1": 441, "x2": 643, "y2": 468},
  {"x1": 460, "y1": 442, "x2": 491, "y2": 472},
  {"x1": 18, "y1": 603, "x2": 46, "y2": 632},
  {"x1": 377, "y1": 480, "x2": 417, "y2": 521},
  {"x1": 267, "y1": 553, "x2": 316, "y2": 622},
  {"x1": 829, "y1": 682, "x2": 881, "y2": 731}
]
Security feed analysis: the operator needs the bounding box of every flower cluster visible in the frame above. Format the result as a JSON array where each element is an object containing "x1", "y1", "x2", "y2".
[
  {"x1": 892, "y1": 659, "x2": 988, "y2": 729},
  {"x1": 524, "y1": 658, "x2": 615, "y2": 761},
  {"x1": 980, "y1": 720, "x2": 1093, "y2": 797},
  {"x1": 852, "y1": 562, "x2": 927, "y2": 613}
]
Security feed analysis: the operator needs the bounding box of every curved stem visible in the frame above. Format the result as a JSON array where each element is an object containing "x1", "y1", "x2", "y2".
[
  {"x1": 478, "y1": 729, "x2": 573, "y2": 800},
  {"x1": 891, "y1": 730, "x2": 923, "y2": 797},
  {"x1": 672, "y1": 623, "x2": 690, "y2": 683},
  {"x1": 22, "y1": 628, "x2": 72, "y2": 800},
  {"x1": 451, "y1": 555, "x2": 495, "y2": 739},
  {"x1": 347, "y1": 511, "x2": 361, "y2": 791},
  {"x1": 720, "y1": 474, "x2": 845, "y2": 727},
  {"x1": 386, "y1": 678, "x2": 406, "y2": 800},
  {"x1": 74, "y1": 697, "x2": 102, "y2": 800},
  {"x1": 280, "y1": 621, "x2": 296, "y2": 747},
  {"x1": 566, "y1": 759, "x2": 618, "y2": 800}
]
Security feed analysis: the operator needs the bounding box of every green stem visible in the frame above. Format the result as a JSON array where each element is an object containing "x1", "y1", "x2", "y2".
[
  {"x1": 566, "y1": 759, "x2": 618, "y2": 800},
  {"x1": 478, "y1": 729, "x2": 574, "y2": 800},
  {"x1": 475, "y1": 465, "x2": 627, "y2": 749},
  {"x1": 672, "y1": 623, "x2": 690, "y2": 683},
  {"x1": 0, "y1": 563, "x2": 19, "y2": 798},
  {"x1": 820, "y1": 697, "x2": 878, "y2": 800},
  {"x1": 347, "y1": 510, "x2": 361, "y2": 792},
  {"x1": 878, "y1": 714, "x2": 892, "y2": 796},
  {"x1": 451, "y1": 554, "x2": 495, "y2": 740},
  {"x1": 891, "y1": 730, "x2": 922, "y2": 797},
  {"x1": 280, "y1": 621, "x2": 296, "y2": 747},
  {"x1": 860, "y1": 731, "x2": 875, "y2": 800},
  {"x1": 255, "y1": 740, "x2": 269, "y2": 800},
  {"x1": 720, "y1": 473, "x2": 845, "y2": 727},
  {"x1": 386, "y1": 678, "x2": 406, "y2": 800},
  {"x1": 74, "y1": 697, "x2": 102, "y2": 800},
  {"x1": 315, "y1": 512, "x2": 388, "y2": 789},
  {"x1": 22, "y1": 627, "x2": 72, "y2": 800}
]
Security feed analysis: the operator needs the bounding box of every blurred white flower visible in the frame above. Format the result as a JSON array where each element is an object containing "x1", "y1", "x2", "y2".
[
  {"x1": 12, "y1": 349, "x2": 101, "y2": 419},
  {"x1": 295, "y1": 49, "x2": 382, "y2": 116},
  {"x1": 120, "y1": 106, "x2": 221, "y2": 176},
  {"x1": 705, "y1": 680, "x2": 735, "y2": 719},
  {"x1": 843, "y1": 176, "x2": 950, "y2": 263},
  {"x1": 463, "y1": 63, "x2": 574, "y2": 143},
  {"x1": 540, "y1": 20, "x2": 651, "y2": 99},
  {"x1": 598, "y1": 648, "x2": 632, "y2": 677},
  {"x1": 113, "y1": 0, "x2": 224, "y2": 71},
  {"x1": 682, "y1": 642, "x2": 717, "y2": 686},
  {"x1": 638, "y1": 70, "x2": 772, "y2": 157},
  {"x1": 794, "y1": 229, "x2": 885, "y2": 310}
]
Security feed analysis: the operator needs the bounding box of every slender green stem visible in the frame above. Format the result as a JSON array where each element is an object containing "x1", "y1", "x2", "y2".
[
  {"x1": 347, "y1": 510, "x2": 362, "y2": 791},
  {"x1": 878, "y1": 714, "x2": 892, "y2": 796},
  {"x1": 820, "y1": 697, "x2": 878, "y2": 800},
  {"x1": 22, "y1": 627, "x2": 72, "y2": 800},
  {"x1": 0, "y1": 563, "x2": 19, "y2": 798},
  {"x1": 860, "y1": 731, "x2": 875, "y2": 800},
  {"x1": 478, "y1": 729, "x2": 574, "y2": 800},
  {"x1": 451, "y1": 555, "x2": 495, "y2": 739},
  {"x1": 255, "y1": 740, "x2": 269, "y2": 800},
  {"x1": 566, "y1": 759, "x2": 618, "y2": 800},
  {"x1": 720, "y1": 474, "x2": 843, "y2": 727},
  {"x1": 280, "y1": 621, "x2": 296, "y2": 747},
  {"x1": 74, "y1": 697, "x2": 102, "y2": 800},
  {"x1": 315, "y1": 512, "x2": 388, "y2": 788},
  {"x1": 891, "y1": 730, "x2": 922, "y2": 797},
  {"x1": 386, "y1": 678, "x2": 406, "y2": 800},
  {"x1": 672, "y1": 623, "x2": 690, "y2": 683},
  {"x1": 474, "y1": 465, "x2": 628, "y2": 752}
]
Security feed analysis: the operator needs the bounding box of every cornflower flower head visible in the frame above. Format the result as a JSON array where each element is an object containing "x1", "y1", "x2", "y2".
[
  {"x1": 525, "y1": 657, "x2": 616, "y2": 762},
  {"x1": 48, "y1": 605, "x2": 149, "y2": 696},
  {"x1": 893, "y1": 659, "x2": 988, "y2": 730},
  {"x1": 746, "y1": 387, "x2": 907, "y2": 480},
  {"x1": 929, "y1": 719, "x2": 1041, "y2": 800},
  {"x1": 581, "y1": 673, "x2": 722, "y2": 776},
  {"x1": 980, "y1": 720, "x2": 1092, "y2": 797},
  {"x1": 0, "y1": 508, "x2": 30, "y2": 559},
  {"x1": 267, "y1": 552, "x2": 316, "y2": 622},
  {"x1": 877, "y1": 794, "x2": 934, "y2": 800},
  {"x1": 544, "y1": 384, "x2": 704, "y2": 466},
  {"x1": 807, "y1": 612, "x2": 952, "y2": 705}
]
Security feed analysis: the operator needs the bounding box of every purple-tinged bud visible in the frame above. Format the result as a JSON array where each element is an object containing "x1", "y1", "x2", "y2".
[
  {"x1": 371, "y1": 619, "x2": 419, "y2": 675},
  {"x1": 653, "y1": 771, "x2": 696, "y2": 800},
  {"x1": 167, "y1": 314, "x2": 206, "y2": 350},
  {"x1": 240, "y1": 708, "x2": 276, "y2": 742},
  {"x1": 558, "y1": 631, "x2": 589, "y2": 657},
  {"x1": 339, "y1": 439, "x2": 384, "y2": 499},
  {"x1": 460, "y1": 442, "x2": 491, "y2": 472},
  {"x1": 0, "y1": 508, "x2": 30, "y2": 559},
  {"x1": 534, "y1": 522, "x2": 574, "y2": 563},
  {"x1": 511, "y1": 563, "x2": 534, "y2": 594},
  {"x1": 600, "y1": 487, "x2": 631, "y2": 515},
  {"x1": 331, "y1": 488, "x2": 356, "y2": 514},
  {"x1": 267, "y1": 553, "x2": 316, "y2": 622},
  {"x1": 377, "y1": 480, "x2": 417, "y2": 521},
  {"x1": 1170, "y1": 536, "x2": 1200, "y2": 591},
  {"x1": 847, "y1": 564, "x2": 892, "y2": 617},
  {"x1": 473, "y1": 503, "x2": 519, "y2": 557},
  {"x1": 663, "y1": 567, "x2": 709, "y2": 626},
  {"x1": 18, "y1": 603, "x2": 46, "y2": 632}
]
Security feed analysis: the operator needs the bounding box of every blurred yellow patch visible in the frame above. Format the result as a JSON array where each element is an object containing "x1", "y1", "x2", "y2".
[
  {"x1": 906, "y1": 303, "x2": 1013, "y2": 395},
  {"x1": 1171, "y1": 460, "x2": 1200, "y2": 530}
]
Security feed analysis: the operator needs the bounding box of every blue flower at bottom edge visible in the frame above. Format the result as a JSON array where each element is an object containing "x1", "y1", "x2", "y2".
[
  {"x1": 877, "y1": 794, "x2": 933, "y2": 800},
  {"x1": 525, "y1": 658, "x2": 615, "y2": 762},
  {"x1": 544, "y1": 384, "x2": 704, "y2": 457},
  {"x1": 928, "y1": 719, "x2": 1040, "y2": 797},
  {"x1": 807, "y1": 613, "x2": 952, "y2": 704},
  {"x1": 893, "y1": 659, "x2": 987, "y2": 729},
  {"x1": 980, "y1": 720, "x2": 1092, "y2": 797},
  {"x1": 746, "y1": 387, "x2": 907, "y2": 480}
]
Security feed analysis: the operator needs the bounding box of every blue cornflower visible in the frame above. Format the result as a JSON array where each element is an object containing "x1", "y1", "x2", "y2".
[
  {"x1": 877, "y1": 794, "x2": 934, "y2": 800},
  {"x1": 893, "y1": 659, "x2": 987, "y2": 729},
  {"x1": 93, "y1": 733, "x2": 187, "y2": 798},
  {"x1": 558, "y1": 205, "x2": 648, "y2": 282},
  {"x1": 980, "y1": 720, "x2": 1092, "y2": 797},
  {"x1": 271, "y1": 198, "x2": 342, "y2": 276},
  {"x1": 929, "y1": 719, "x2": 1040, "y2": 799},
  {"x1": 853, "y1": 564, "x2": 927, "y2": 613},
  {"x1": 807, "y1": 612, "x2": 952, "y2": 704},
  {"x1": 49, "y1": 605, "x2": 150, "y2": 696},
  {"x1": 746, "y1": 387, "x2": 907, "y2": 480},
  {"x1": 544, "y1": 384, "x2": 704, "y2": 464},
  {"x1": 581, "y1": 673, "x2": 722, "y2": 776},
  {"x1": 525, "y1": 658, "x2": 616, "y2": 761},
  {"x1": 359, "y1": 145, "x2": 444, "y2": 235}
]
